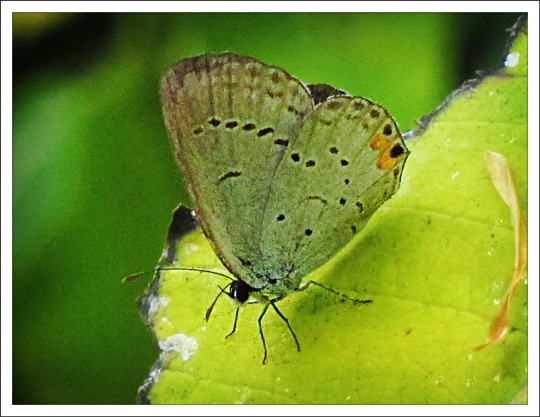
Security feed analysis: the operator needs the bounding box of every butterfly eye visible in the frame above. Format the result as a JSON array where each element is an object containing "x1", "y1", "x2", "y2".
[{"x1": 229, "y1": 280, "x2": 255, "y2": 303}]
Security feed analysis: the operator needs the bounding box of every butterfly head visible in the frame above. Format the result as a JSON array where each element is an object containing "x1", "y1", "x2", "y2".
[{"x1": 229, "y1": 280, "x2": 256, "y2": 303}]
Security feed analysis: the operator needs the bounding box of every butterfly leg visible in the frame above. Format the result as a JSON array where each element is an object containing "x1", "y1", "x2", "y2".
[
  {"x1": 270, "y1": 300, "x2": 301, "y2": 353},
  {"x1": 257, "y1": 298, "x2": 301, "y2": 364},
  {"x1": 226, "y1": 307, "x2": 240, "y2": 338},
  {"x1": 257, "y1": 303, "x2": 271, "y2": 364},
  {"x1": 299, "y1": 280, "x2": 372, "y2": 305}
]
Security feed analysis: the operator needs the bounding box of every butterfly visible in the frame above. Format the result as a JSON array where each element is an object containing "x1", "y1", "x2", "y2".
[{"x1": 159, "y1": 53, "x2": 409, "y2": 362}]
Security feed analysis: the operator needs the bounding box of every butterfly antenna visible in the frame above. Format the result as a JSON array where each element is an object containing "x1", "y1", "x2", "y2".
[
  {"x1": 123, "y1": 267, "x2": 235, "y2": 283},
  {"x1": 122, "y1": 268, "x2": 160, "y2": 282},
  {"x1": 205, "y1": 283, "x2": 232, "y2": 321}
]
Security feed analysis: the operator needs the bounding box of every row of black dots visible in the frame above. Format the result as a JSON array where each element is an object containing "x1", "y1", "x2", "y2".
[
  {"x1": 191, "y1": 118, "x2": 275, "y2": 137},
  {"x1": 274, "y1": 197, "x2": 362, "y2": 234},
  {"x1": 290, "y1": 150, "x2": 349, "y2": 167},
  {"x1": 333, "y1": 148, "x2": 352, "y2": 186},
  {"x1": 348, "y1": 99, "x2": 390, "y2": 130},
  {"x1": 349, "y1": 201, "x2": 365, "y2": 234}
]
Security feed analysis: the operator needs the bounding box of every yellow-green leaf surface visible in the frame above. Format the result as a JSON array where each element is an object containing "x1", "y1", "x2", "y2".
[{"x1": 138, "y1": 18, "x2": 527, "y2": 404}]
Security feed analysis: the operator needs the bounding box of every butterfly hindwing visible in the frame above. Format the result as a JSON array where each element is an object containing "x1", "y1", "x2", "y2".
[{"x1": 259, "y1": 95, "x2": 408, "y2": 283}]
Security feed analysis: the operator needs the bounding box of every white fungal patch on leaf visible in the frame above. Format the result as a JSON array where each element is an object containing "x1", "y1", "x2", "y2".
[
  {"x1": 184, "y1": 243, "x2": 200, "y2": 255},
  {"x1": 159, "y1": 333, "x2": 199, "y2": 361},
  {"x1": 147, "y1": 295, "x2": 170, "y2": 318}
]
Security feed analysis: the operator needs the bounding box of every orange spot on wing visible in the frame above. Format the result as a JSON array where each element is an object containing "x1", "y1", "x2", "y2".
[
  {"x1": 377, "y1": 148, "x2": 400, "y2": 170},
  {"x1": 370, "y1": 134, "x2": 404, "y2": 170},
  {"x1": 370, "y1": 134, "x2": 391, "y2": 151}
]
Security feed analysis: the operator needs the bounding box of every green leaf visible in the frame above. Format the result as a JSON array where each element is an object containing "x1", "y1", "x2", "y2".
[{"x1": 138, "y1": 17, "x2": 527, "y2": 404}]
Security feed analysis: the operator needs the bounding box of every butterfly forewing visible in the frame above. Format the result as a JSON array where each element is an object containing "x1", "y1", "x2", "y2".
[{"x1": 160, "y1": 53, "x2": 314, "y2": 282}]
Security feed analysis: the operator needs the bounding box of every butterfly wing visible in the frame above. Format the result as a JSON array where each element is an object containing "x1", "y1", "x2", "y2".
[
  {"x1": 161, "y1": 53, "x2": 409, "y2": 295},
  {"x1": 160, "y1": 53, "x2": 313, "y2": 282},
  {"x1": 258, "y1": 94, "x2": 409, "y2": 288}
]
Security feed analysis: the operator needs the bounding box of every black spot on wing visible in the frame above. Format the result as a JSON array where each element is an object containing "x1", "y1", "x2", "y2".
[
  {"x1": 242, "y1": 123, "x2": 256, "y2": 131},
  {"x1": 209, "y1": 117, "x2": 221, "y2": 127},
  {"x1": 257, "y1": 127, "x2": 275, "y2": 137},
  {"x1": 390, "y1": 144, "x2": 405, "y2": 158},
  {"x1": 308, "y1": 196, "x2": 328, "y2": 204},
  {"x1": 218, "y1": 171, "x2": 242, "y2": 182}
]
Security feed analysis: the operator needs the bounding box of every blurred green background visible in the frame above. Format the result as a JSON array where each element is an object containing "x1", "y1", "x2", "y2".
[{"x1": 12, "y1": 12, "x2": 523, "y2": 404}]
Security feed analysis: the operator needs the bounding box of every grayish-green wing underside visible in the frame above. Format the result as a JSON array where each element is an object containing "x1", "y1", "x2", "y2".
[{"x1": 160, "y1": 53, "x2": 409, "y2": 294}]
